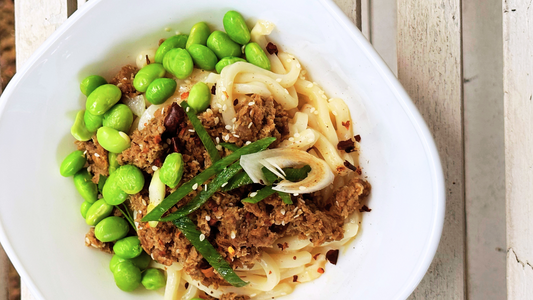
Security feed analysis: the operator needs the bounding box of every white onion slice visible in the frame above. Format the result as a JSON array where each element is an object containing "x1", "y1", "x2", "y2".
[
  {"x1": 123, "y1": 94, "x2": 146, "y2": 117},
  {"x1": 138, "y1": 103, "x2": 163, "y2": 130},
  {"x1": 240, "y1": 148, "x2": 334, "y2": 193}
]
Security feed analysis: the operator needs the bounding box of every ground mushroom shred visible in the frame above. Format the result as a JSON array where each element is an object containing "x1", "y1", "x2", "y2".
[{"x1": 77, "y1": 65, "x2": 371, "y2": 298}]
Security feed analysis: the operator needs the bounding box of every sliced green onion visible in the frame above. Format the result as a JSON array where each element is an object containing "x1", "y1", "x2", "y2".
[
  {"x1": 160, "y1": 163, "x2": 243, "y2": 222},
  {"x1": 277, "y1": 192, "x2": 293, "y2": 204},
  {"x1": 142, "y1": 137, "x2": 276, "y2": 222},
  {"x1": 241, "y1": 186, "x2": 276, "y2": 204},
  {"x1": 115, "y1": 205, "x2": 136, "y2": 231},
  {"x1": 173, "y1": 216, "x2": 248, "y2": 287},
  {"x1": 181, "y1": 101, "x2": 221, "y2": 163},
  {"x1": 223, "y1": 165, "x2": 311, "y2": 192},
  {"x1": 219, "y1": 142, "x2": 240, "y2": 152}
]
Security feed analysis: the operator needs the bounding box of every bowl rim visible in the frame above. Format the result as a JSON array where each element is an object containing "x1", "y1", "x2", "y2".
[{"x1": 0, "y1": 0, "x2": 446, "y2": 299}]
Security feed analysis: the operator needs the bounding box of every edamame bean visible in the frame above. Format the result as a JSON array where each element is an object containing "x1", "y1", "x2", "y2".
[
  {"x1": 188, "y1": 44, "x2": 218, "y2": 71},
  {"x1": 162, "y1": 48, "x2": 194, "y2": 79},
  {"x1": 96, "y1": 126, "x2": 131, "y2": 153},
  {"x1": 97, "y1": 175, "x2": 107, "y2": 193},
  {"x1": 159, "y1": 153, "x2": 184, "y2": 188},
  {"x1": 113, "y1": 261, "x2": 142, "y2": 292},
  {"x1": 187, "y1": 82, "x2": 211, "y2": 112},
  {"x1": 215, "y1": 56, "x2": 247, "y2": 74},
  {"x1": 84, "y1": 110, "x2": 104, "y2": 132},
  {"x1": 103, "y1": 104, "x2": 134, "y2": 132},
  {"x1": 103, "y1": 164, "x2": 145, "y2": 205},
  {"x1": 141, "y1": 268, "x2": 166, "y2": 290},
  {"x1": 85, "y1": 199, "x2": 113, "y2": 226},
  {"x1": 94, "y1": 216, "x2": 129, "y2": 242},
  {"x1": 114, "y1": 236, "x2": 143, "y2": 259},
  {"x1": 207, "y1": 31, "x2": 242, "y2": 59},
  {"x1": 80, "y1": 201, "x2": 92, "y2": 219},
  {"x1": 60, "y1": 150, "x2": 86, "y2": 177},
  {"x1": 185, "y1": 22, "x2": 211, "y2": 49},
  {"x1": 223, "y1": 11, "x2": 251, "y2": 45},
  {"x1": 73, "y1": 169, "x2": 98, "y2": 203},
  {"x1": 133, "y1": 63, "x2": 166, "y2": 93},
  {"x1": 154, "y1": 34, "x2": 188, "y2": 63},
  {"x1": 80, "y1": 75, "x2": 107, "y2": 96},
  {"x1": 110, "y1": 252, "x2": 151, "y2": 273},
  {"x1": 245, "y1": 42, "x2": 271, "y2": 70},
  {"x1": 86, "y1": 84, "x2": 122, "y2": 115},
  {"x1": 108, "y1": 152, "x2": 120, "y2": 174},
  {"x1": 145, "y1": 78, "x2": 177, "y2": 105},
  {"x1": 71, "y1": 110, "x2": 93, "y2": 141}
]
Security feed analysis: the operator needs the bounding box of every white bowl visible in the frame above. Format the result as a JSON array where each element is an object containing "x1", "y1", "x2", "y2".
[{"x1": 0, "y1": 0, "x2": 445, "y2": 299}]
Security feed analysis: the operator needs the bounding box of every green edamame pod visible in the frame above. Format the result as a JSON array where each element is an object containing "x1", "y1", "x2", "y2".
[
  {"x1": 141, "y1": 268, "x2": 166, "y2": 290},
  {"x1": 207, "y1": 31, "x2": 242, "y2": 59},
  {"x1": 80, "y1": 75, "x2": 107, "y2": 96},
  {"x1": 145, "y1": 78, "x2": 177, "y2": 105},
  {"x1": 113, "y1": 236, "x2": 143, "y2": 259},
  {"x1": 113, "y1": 261, "x2": 142, "y2": 292},
  {"x1": 133, "y1": 63, "x2": 166, "y2": 93},
  {"x1": 245, "y1": 42, "x2": 271, "y2": 70},
  {"x1": 94, "y1": 216, "x2": 129, "y2": 242},
  {"x1": 85, "y1": 199, "x2": 114, "y2": 226},
  {"x1": 215, "y1": 57, "x2": 247, "y2": 74},
  {"x1": 187, "y1": 82, "x2": 211, "y2": 112},
  {"x1": 108, "y1": 152, "x2": 120, "y2": 174},
  {"x1": 186, "y1": 22, "x2": 211, "y2": 49},
  {"x1": 60, "y1": 150, "x2": 86, "y2": 177},
  {"x1": 86, "y1": 84, "x2": 122, "y2": 115},
  {"x1": 96, "y1": 126, "x2": 131, "y2": 153},
  {"x1": 223, "y1": 11, "x2": 251, "y2": 45},
  {"x1": 188, "y1": 44, "x2": 218, "y2": 71},
  {"x1": 80, "y1": 201, "x2": 92, "y2": 219},
  {"x1": 154, "y1": 34, "x2": 188, "y2": 63},
  {"x1": 103, "y1": 104, "x2": 134, "y2": 132},
  {"x1": 71, "y1": 110, "x2": 93, "y2": 141},
  {"x1": 159, "y1": 153, "x2": 184, "y2": 188},
  {"x1": 73, "y1": 169, "x2": 98, "y2": 203},
  {"x1": 84, "y1": 110, "x2": 104, "y2": 132},
  {"x1": 103, "y1": 164, "x2": 144, "y2": 205},
  {"x1": 162, "y1": 48, "x2": 194, "y2": 79}
]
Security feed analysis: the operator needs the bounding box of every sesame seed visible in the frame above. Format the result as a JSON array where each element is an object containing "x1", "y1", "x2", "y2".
[
  {"x1": 206, "y1": 108, "x2": 213, "y2": 114},
  {"x1": 285, "y1": 89, "x2": 289, "y2": 94},
  {"x1": 310, "y1": 107, "x2": 316, "y2": 113},
  {"x1": 188, "y1": 129, "x2": 195, "y2": 132},
  {"x1": 248, "y1": 101, "x2": 255, "y2": 106},
  {"x1": 248, "y1": 122, "x2": 253, "y2": 128},
  {"x1": 294, "y1": 133, "x2": 300, "y2": 137},
  {"x1": 231, "y1": 231, "x2": 236, "y2": 239},
  {"x1": 250, "y1": 192, "x2": 258, "y2": 197},
  {"x1": 289, "y1": 137, "x2": 295, "y2": 142},
  {"x1": 185, "y1": 80, "x2": 191, "y2": 84},
  {"x1": 221, "y1": 86, "x2": 226, "y2": 92},
  {"x1": 222, "y1": 104, "x2": 227, "y2": 111},
  {"x1": 215, "y1": 137, "x2": 220, "y2": 143},
  {"x1": 282, "y1": 221, "x2": 286, "y2": 226},
  {"x1": 332, "y1": 111, "x2": 338, "y2": 116},
  {"x1": 286, "y1": 58, "x2": 292, "y2": 63},
  {"x1": 192, "y1": 183, "x2": 198, "y2": 190},
  {"x1": 166, "y1": 138, "x2": 171, "y2": 144},
  {"x1": 83, "y1": 150, "x2": 87, "y2": 155},
  {"x1": 245, "y1": 141, "x2": 252, "y2": 145},
  {"x1": 233, "y1": 134, "x2": 240, "y2": 138},
  {"x1": 216, "y1": 145, "x2": 222, "y2": 150},
  {"x1": 224, "y1": 134, "x2": 230, "y2": 141},
  {"x1": 186, "y1": 107, "x2": 190, "y2": 112},
  {"x1": 225, "y1": 125, "x2": 232, "y2": 130},
  {"x1": 199, "y1": 234, "x2": 205, "y2": 241},
  {"x1": 299, "y1": 186, "x2": 306, "y2": 191},
  {"x1": 296, "y1": 63, "x2": 301, "y2": 68},
  {"x1": 307, "y1": 83, "x2": 313, "y2": 88},
  {"x1": 204, "y1": 184, "x2": 208, "y2": 190},
  {"x1": 221, "y1": 182, "x2": 228, "y2": 187},
  {"x1": 293, "y1": 193, "x2": 299, "y2": 196},
  {"x1": 314, "y1": 111, "x2": 319, "y2": 115},
  {"x1": 217, "y1": 103, "x2": 223, "y2": 109},
  {"x1": 281, "y1": 209, "x2": 286, "y2": 215},
  {"x1": 232, "y1": 117, "x2": 237, "y2": 123},
  {"x1": 94, "y1": 153, "x2": 100, "y2": 157},
  {"x1": 206, "y1": 215, "x2": 211, "y2": 221},
  {"x1": 87, "y1": 166, "x2": 92, "y2": 172},
  {"x1": 276, "y1": 78, "x2": 282, "y2": 82},
  {"x1": 162, "y1": 108, "x2": 165, "y2": 114},
  {"x1": 152, "y1": 166, "x2": 159, "y2": 171},
  {"x1": 214, "y1": 117, "x2": 219, "y2": 125}
]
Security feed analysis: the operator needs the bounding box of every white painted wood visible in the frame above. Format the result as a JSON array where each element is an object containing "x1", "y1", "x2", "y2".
[
  {"x1": 333, "y1": 0, "x2": 362, "y2": 30},
  {"x1": 463, "y1": 0, "x2": 506, "y2": 299},
  {"x1": 504, "y1": 0, "x2": 533, "y2": 299},
  {"x1": 369, "y1": 0, "x2": 397, "y2": 75},
  {"x1": 397, "y1": 0, "x2": 465, "y2": 299}
]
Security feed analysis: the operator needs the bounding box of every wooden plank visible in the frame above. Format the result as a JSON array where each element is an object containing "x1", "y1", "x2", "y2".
[
  {"x1": 369, "y1": 0, "x2": 397, "y2": 75},
  {"x1": 333, "y1": 0, "x2": 362, "y2": 30},
  {"x1": 0, "y1": 244, "x2": 8, "y2": 300},
  {"x1": 463, "y1": 0, "x2": 506, "y2": 299},
  {"x1": 397, "y1": 0, "x2": 465, "y2": 299},
  {"x1": 15, "y1": 1, "x2": 76, "y2": 298},
  {"x1": 504, "y1": 1, "x2": 533, "y2": 299}
]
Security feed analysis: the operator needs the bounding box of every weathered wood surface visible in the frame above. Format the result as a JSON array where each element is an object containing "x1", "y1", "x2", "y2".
[
  {"x1": 504, "y1": 0, "x2": 533, "y2": 299},
  {"x1": 463, "y1": 0, "x2": 506, "y2": 299},
  {"x1": 0, "y1": 244, "x2": 8, "y2": 300},
  {"x1": 397, "y1": 0, "x2": 465, "y2": 299}
]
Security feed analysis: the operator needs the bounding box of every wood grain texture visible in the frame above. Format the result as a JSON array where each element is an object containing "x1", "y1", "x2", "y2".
[
  {"x1": 397, "y1": 0, "x2": 465, "y2": 299},
  {"x1": 504, "y1": 0, "x2": 533, "y2": 299},
  {"x1": 0, "y1": 244, "x2": 8, "y2": 300},
  {"x1": 333, "y1": 0, "x2": 362, "y2": 29},
  {"x1": 463, "y1": 0, "x2": 506, "y2": 299},
  {"x1": 370, "y1": 0, "x2": 397, "y2": 75}
]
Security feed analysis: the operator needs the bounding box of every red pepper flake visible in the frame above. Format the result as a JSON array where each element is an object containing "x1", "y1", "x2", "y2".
[
  {"x1": 342, "y1": 120, "x2": 350, "y2": 130},
  {"x1": 233, "y1": 99, "x2": 238, "y2": 106},
  {"x1": 201, "y1": 267, "x2": 215, "y2": 278},
  {"x1": 211, "y1": 83, "x2": 216, "y2": 95},
  {"x1": 269, "y1": 271, "x2": 272, "y2": 274},
  {"x1": 312, "y1": 253, "x2": 321, "y2": 260},
  {"x1": 266, "y1": 42, "x2": 278, "y2": 55},
  {"x1": 185, "y1": 282, "x2": 189, "y2": 289},
  {"x1": 359, "y1": 205, "x2": 372, "y2": 212},
  {"x1": 277, "y1": 242, "x2": 289, "y2": 251},
  {"x1": 293, "y1": 256, "x2": 297, "y2": 260},
  {"x1": 337, "y1": 139, "x2": 356, "y2": 153},
  {"x1": 292, "y1": 275, "x2": 298, "y2": 282},
  {"x1": 223, "y1": 91, "x2": 229, "y2": 99},
  {"x1": 343, "y1": 160, "x2": 357, "y2": 172},
  {"x1": 326, "y1": 249, "x2": 339, "y2": 265},
  {"x1": 145, "y1": 55, "x2": 151, "y2": 65},
  {"x1": 154, "y1": 135, "x2": 161, "y2": 144},
  {"x1": 354, "y1": 134, "x2": 361, "y2": 142},
  {"x1": 317, "y1": 267, "x2": 325, "y2": 274},
  {"x1": 181, "y1": 92, "x2": 189, "y2": 100},
  {"x1": 356, "y1": 166, "x2": 362, "y2": 175}
]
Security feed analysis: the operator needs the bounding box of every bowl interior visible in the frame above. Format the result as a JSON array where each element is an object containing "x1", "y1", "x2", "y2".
[{"x1": 0, "y1": 0, "x2": 444, "y2": 299}]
